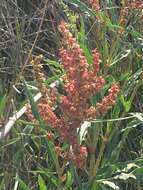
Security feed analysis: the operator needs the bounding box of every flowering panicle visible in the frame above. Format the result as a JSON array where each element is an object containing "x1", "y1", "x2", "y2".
[
  {"x1": 128, "y1": 1, "x2": 143, "y2": 10},
  {"x1": 27, "y1": 56, "x2": 59, "y2": 128},
  {"x1": 47, "y1": 131, "x2": 54, "y2": 140},
  {"x1": 31, "y1": 55, "x2": 49, "y2": 99},
  {"x1": 85, "y1": 84, "x2": 119, "y2": 119},
  {"x1": 88, "y1": 0, "x2": 100, "y2": 11},
  {"x1": 59, "y1": 22, "x2": 105, "y2": 121},
  {"x1": 120, "y1": 1, "x2": 143, "y2": 27},
  {"x1": 72, "y1": 146, "x2": 87, "y2": 169},
  {"x1": 27, "y1": 21, "x2": 119, "y2": 168},
  {"x1": 37, "y1": 99, "x2": 59, "y2": 127},
  {"x1": 92, "y1": 49, "x2": 100, "y2": 74},
  {"x1": 58, "y1": 21, "x2": 119, "y2": 167}
]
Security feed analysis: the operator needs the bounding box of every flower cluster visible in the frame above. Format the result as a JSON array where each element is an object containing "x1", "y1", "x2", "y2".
[
  {"x1": 31, "y1": 55, "x2": 49, "y2": 99},
  {"x1": 128, "y1": 1, "x2": 143, "y2": 10},
  {"x1": 85, "y1": 84, "x2": 119, "y2": 119},
  {"x1": 72, "y1": 146, "x2": 87, "y2": 169},
  {"x1": 27, "y1": 21, "x2": 119, "y2": 168},
  {"x1": 128, "y1": 0, "x2": 143, "y2": 19},
  {"x1": 27, "y1": 55, "x2": 59, "y2": 131},
  {"x1": 59, "y1": 21, "x2": 105, "y2": 121},
  {"x1": 58, "y1": 21, "x2": 119, "y2": 167},
  {"x1": 119, "y1": 1, "x2": 143, "y2": 32},
  {"x1": 88, "y1": 0, "x2": 100, "y2": 11}
]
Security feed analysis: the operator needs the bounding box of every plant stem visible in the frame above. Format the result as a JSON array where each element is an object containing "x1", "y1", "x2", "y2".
[
  {"x1": 94, "y1": 130, "x2": 108, "y2": 177},
  {"x1": 55, "y1": 159, "x2": 63, "y2": 190},
  {"x1": 89, "y1": 123, "x2": 100, "y2": 179}
]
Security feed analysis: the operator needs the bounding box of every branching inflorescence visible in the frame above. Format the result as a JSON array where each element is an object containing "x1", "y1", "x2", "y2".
[
  {"x1": 88, "y1": 0, "x2": 100, "y2": 11},
  {"x1": 27, "y1": 21, "x2": 119, "y2": 168}
]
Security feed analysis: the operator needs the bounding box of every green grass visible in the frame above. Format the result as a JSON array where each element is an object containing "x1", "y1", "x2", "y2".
[{"x1": 0, "y1": 0, "x2": 143, "y2": 189}]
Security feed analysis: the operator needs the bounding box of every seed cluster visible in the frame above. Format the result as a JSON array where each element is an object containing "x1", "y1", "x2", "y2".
[
  {"x1": 88, "y1": 0, "x2": 100, "y2": 11},
  {"x1": 27, "y1": 21, "x2": 119, "y2": 168}
]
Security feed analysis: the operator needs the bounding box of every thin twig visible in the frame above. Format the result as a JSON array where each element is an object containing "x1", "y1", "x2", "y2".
[{"x1": 4, "y1": 0, "x2": 49, "y2": 122}]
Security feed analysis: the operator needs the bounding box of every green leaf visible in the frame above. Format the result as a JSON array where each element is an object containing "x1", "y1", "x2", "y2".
[
  {"x1": 78, "y1": 17, "x2": 93, "y2": 65},
  {"x1": 133, "y1": 167, "x2": 143, "y2": 174},
  {"x1": 65, "y1": 171, "x2": 73, "y2": 188},
  {"x1": 121, "y1": 119, "x2": 142, "y2": 132},
  {"x1": 45, "y1": 59, "x2": 62, "y2": 70},
  {"x1": 128, "y1": 27, "x2": 143, "y2": 39},
  {"x1": 106, "y1": 21, "x2": 122, "y2": 30},
  {"x1": 99, "y1": 11, "x2": 122, "y2": 31},
  {"x1": 23, "y1": 80, "x2": 45, "y2": 129},
  {"x1": 0, "y1": 94, "x2": 7, "y2": 118},
  {"x1": 122, "y1": 69, "x2": 142, "y2": 97},
  {"x1": 0, "y1": 138, "x2": 20, "y2": 151},
  {"x1": 23, "y1": 125, "x2": 34, "y2": 134},
  {"x1": 44, "y1": 59, "x2": 64, "y2": 82},
  {"x1": 104, "y1": 129, "x2": 121, "y2": 162},
  {"x1": 69, "y1": 162, "x2": 82, "y2": 190},
  {"x1": 29, "y1": 169, "x2": 58, "y2": 187},
  {"x1": 24, "y1": 80, "x2": 58, "y2": 165},
  {"x1": 63, "y1": 0, "x2": 95, "y2": 16},
  {"x1": 15, "y1": 176, "x2": 31, "y2": 190},
  {"x1": 130, "y1": 113, "x2": 143, "y2": 122},
  {"x1": 0, "y1": 178, "x2": 5, "y2": 190},
  {"x1": 119, "y1": 95, "x2": 131, "y2": 112},
  {"x1": 110, "y1": 49, "x2": 131, "y2": 66},
  {"x1": 38, "y1": 175, "x2": 47, "y2": 190}
]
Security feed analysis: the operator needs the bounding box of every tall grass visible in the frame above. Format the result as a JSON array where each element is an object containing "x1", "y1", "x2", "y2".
[{"x1": 0, "y1": 0, "x2": 143, "y2": 189}]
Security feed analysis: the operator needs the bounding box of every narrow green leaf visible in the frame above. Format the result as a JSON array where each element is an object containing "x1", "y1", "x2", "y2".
[
  {"x1": 69, "y1": 162, "x2": 82, "y2": 190},
  {"x1": 0, "y1": 178, "x2": 5, "y2": 190},
  {"x1": 29, "y1": 169, "x2": 58, "y2": 187},
  {"x1": 0, "y1": 138, "x2": 20, "y2": 151},
  {"x1": 24, "y1": 80, "x2": 58, "y2": 165},
  {"x1": 121, "y1": 120, "x2": 141, "y2": 132},
  {"x1": 110, "y1": 50, "x2": 131, "y2": 66},
  {"x1": 23, "y1": 125, "x2": 34, "y2": 134},
  {"x1": 78, "y1": 17, "x2": 93, "y2": 65},
  {"x1": 119, "y1": 95, "x2": 131, "y2": 112},
  {"x1": 63, "y1": 0, "x2": 95, "y2": 16},
  {"x1": 130, "y1": 113, "x2": 143, "y2": 122},
  {"x1": 45, "y1": 59, "x2": 62, "y2": 70},
  {"x1": 133, "y1": 167, "x2": 143, "y2": 174},
  {"x1": 65, "y1": 171, "x2": 73, "y2": 188},
  {"x1": 0, "y1": 94, "x2": 7, "y2": 118},
  {"x1": 23, "y1": 80, "x2": 45, "y2": 129},
  {"x1": 38, "y1": 175, "x2": 47, "y2": 190},
  {"x1": 15, "y1": 176, "x2": 31, "y2": 190}
]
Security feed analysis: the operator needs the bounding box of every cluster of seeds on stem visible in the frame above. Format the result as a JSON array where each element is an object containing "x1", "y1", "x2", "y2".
[
  {"x1": 27, "y1": 21, "x2": 119, "y2": 168},
  {"x1": 88, "y1": 0, "x2": 100, "y2": 11}
]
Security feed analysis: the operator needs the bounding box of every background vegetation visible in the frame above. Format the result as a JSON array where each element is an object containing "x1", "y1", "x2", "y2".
[{"x1": 0, "y1": 0, "x2": 143, "y2": 189}]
